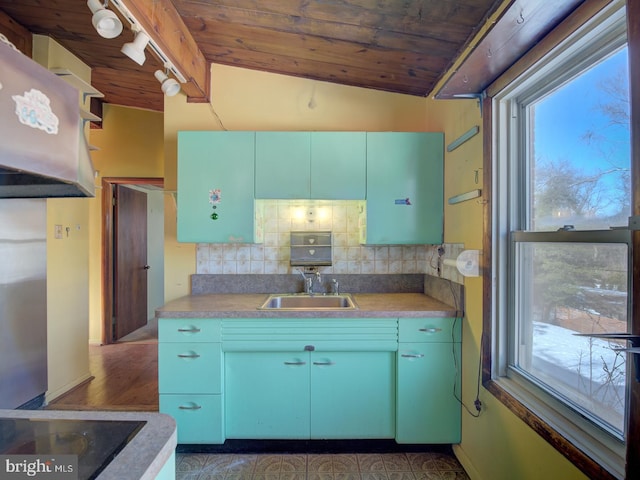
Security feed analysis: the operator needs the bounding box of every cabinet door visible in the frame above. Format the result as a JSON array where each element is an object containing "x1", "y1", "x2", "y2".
[
  {"x1": 159, "y1": 394, "x2": 224, "y2": 444},
  {"x1": 310, "y1": 351, "x2": 395, "y2": 439},
  {"x1": 365, "y1": 132, "x2": 443, "y2": 244},
  {"x1": 255, "y1": 132, "x2": 311, "y2": 198},
  {"x1": 310, "y1": 132, "x2": 366, "y2": 199},
  {"x1": 177, "y1": 131, "x2": 255, "y2": 243},
  {"x1": 396, "y1": 342, "x2": 461, "y2": 443},
  {"x1": 225, "y1": 352, "x2": 310, "y2": 439}
]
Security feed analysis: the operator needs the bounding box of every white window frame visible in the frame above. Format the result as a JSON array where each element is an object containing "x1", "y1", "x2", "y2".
[{"x1": 491, "y1": 2, "x2": 629, "y2": 478}]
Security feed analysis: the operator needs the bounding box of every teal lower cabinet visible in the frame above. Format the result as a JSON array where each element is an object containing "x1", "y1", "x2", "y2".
[
  {"x1": 396, "y1": 318, "x2": 461, "y2": 443},
  {"x1": 158, "y1": 319, "x2": 225, "y2": 444},
  {"x1": 310, "y1": 351, "x2": 395, "y2": 439},
  {"x1": 225, "y1": 352, "x2": 310, "y2": 439},
  {"x1": 222, "y1": 317, "x2": 397, "y2": 440},
  {"x1": 157, "y1": 317, "x2": 461, "y2": 444},
  {"x1": 225, "y1": 351, "x2": 395, "y2": 440}
]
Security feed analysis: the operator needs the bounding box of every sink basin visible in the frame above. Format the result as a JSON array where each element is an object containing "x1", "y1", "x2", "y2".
[{"x1": 258, "y1": 294, "x2": 357, "y2": 310}]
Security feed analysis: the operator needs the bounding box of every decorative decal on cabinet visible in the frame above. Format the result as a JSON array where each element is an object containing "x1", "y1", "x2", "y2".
[
  {"x1": 394, "y1": 198, "x2": 412, "y2": 205},
  {"x1": 209, "y1": 188, "x2": 221, "y2": 220},
  {"x1": 12, "y1": 88, "x2": 59, "y2": 134}
]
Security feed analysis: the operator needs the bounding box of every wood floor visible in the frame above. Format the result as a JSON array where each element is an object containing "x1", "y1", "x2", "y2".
[{"x1": 48, "y1": 339, "x2": 159, "y2": 411}]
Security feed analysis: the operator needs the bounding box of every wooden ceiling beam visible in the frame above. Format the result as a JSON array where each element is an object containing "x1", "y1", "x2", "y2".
[{"x1": 119, "y1": 0, "x2": 210, "y2": 103}]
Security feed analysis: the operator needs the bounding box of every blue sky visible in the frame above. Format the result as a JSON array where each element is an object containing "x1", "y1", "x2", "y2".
[
  {"x1": 532, "y1": 47, "x2": 630, "y2": 218},
  {"x1": 534, "y1": 47, "x2": 630, "y2": 176}
]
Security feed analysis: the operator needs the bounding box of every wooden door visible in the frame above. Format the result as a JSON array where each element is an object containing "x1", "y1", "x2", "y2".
[{"x1": 114, "y1": 185, "x2": 148, "y2": 340}]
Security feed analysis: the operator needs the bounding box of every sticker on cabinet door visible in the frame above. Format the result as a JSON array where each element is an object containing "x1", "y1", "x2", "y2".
[
  {"x1": 395, "y1": 198, "x2": 411, "y2": 205},
  {"x1": 12, "y1": 88, "x2": 59, "y2": 134},
  {"x1": 209, "y1": 188, "x2": 221, "y2": 220},
  {"x1": 209, "y1": 189, "x2": 221, "y2": 204}
]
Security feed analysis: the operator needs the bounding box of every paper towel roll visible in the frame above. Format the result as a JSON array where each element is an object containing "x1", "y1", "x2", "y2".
[{"x1": 443, "y1": 250, "x2": 480, "y2": 277}]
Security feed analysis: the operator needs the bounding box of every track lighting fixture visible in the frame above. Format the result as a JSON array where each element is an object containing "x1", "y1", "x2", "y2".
[
  {"x1": 87, "y1": 0, "x2": 123, "y2": 39},
  {"x1": 121, "y1": 29, "x2": 149, "y2": 65},
  {"x1": 154, "y1": 70, "x2": 181, "y2": 96}
]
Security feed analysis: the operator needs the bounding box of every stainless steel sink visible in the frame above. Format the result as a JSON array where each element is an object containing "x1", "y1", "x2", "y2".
[{"x1": 258, "y1": 293, "x2": 357, "y2": 310}]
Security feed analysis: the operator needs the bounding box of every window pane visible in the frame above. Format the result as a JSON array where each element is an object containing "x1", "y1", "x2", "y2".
[
  {"x1": 529, "y1": 47, "x2": 630, "y2": 231},
  {"x1": 514, "y1": 242, "x2": 628, "y2": 434}
]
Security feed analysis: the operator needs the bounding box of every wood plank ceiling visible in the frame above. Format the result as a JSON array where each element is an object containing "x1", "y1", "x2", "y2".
[{"x1": 0, "y1": 0, "x2": 504, "y2": 112}]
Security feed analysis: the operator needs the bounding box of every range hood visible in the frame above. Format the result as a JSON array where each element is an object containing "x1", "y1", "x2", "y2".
[{"x1": 0, "y1": 40, "x2": 95, "y2": 198}]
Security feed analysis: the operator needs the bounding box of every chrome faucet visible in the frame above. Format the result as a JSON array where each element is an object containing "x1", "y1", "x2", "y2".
[{"x1": 296, "y1": 268, "x2": 313, "y2": 294}]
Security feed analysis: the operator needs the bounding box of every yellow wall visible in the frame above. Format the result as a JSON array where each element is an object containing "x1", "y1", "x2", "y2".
[
  {"x1": 31, "y1": 35, "x2": 93, "y2": 401},
  {"x1": 163, "y1": 63, "x2": 590, "y2": 479},
  {"x1": 87, "y1": 105, "x2": 164, "y2": 344},
  {"x1": 439, "y1": 100, "x2": 588, "y2": 480},
  {"x1": 31, "y1": 37, "x2": 164, "y2": 389}
]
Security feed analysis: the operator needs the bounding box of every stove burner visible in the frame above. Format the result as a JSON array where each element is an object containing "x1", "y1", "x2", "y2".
[{"x1": 0, "y1": 418, "x2": 145, "y2": 480}]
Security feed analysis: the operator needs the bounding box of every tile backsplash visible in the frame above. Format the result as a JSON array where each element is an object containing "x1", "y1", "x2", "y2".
[{"x1": 195, "y1": 199, "x2": 466, "y2": 283}]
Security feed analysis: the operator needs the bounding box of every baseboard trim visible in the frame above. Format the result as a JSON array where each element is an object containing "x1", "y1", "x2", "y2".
[
  {"x1": 44, "y1": 373, "x2": 93, "y2": 405},
  {"x1": 177, "y1": 439, "x2": 456, "y2": 455}
]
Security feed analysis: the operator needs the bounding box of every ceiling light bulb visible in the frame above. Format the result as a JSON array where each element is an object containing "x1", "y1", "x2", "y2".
[
  {"x1": 87, "y1": 0, "x2": 122, "y2": 39},
  {"x1": 121, "y1": 30, "x2": 149, "y2": 66},
  {"x1": 154, "y1": 70, "x2": 181, "y2": 97}
]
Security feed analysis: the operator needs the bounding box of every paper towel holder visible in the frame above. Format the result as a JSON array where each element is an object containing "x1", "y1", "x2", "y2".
[{"x1": 443, "y1": 249, "x2": 481, "y2": 277}]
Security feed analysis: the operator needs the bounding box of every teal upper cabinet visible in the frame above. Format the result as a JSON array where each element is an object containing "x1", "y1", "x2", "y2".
[
  {"x1": 310, "y1": 132, "x2": 366, "y2": 199},
  {"x1": 255, "y1": 132, "x2": 310, "y2": 199},
  {"x1": 255, "y1": 132, "x2": 366, "y2": 199},
  {"x1": 177, "y1": 131, "x2": 256, "y2": 243},
  {"x1": 363, "y1": 132, "x2": 444, "y2": 245}
]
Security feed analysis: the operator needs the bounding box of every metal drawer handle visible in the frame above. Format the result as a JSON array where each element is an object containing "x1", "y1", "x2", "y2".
[
  {"x1": 178, "y1": 327, "x2": 201, "y2": 333},
  {"x1": 284, "y1": 361, "x2": 306, "y2": 366},
  {"x1": 177, "y1": 353, "x2": 201, "y2": 359},
  {"x1": 419, "y1": 328, "x2": 442, "y2": 333},
  {"x1": 178, "y1": 404, "x2": 202, "y2": 410},
  {"x1": 401, "y1": 353, "x2": 425, "y2": 358},
  {"x1": 313, "y1": 361, "x2": 335, "y2": 366}
]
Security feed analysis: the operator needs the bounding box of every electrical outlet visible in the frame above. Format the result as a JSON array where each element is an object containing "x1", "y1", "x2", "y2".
[
  {"x1": 54, "y1": 224, "x2": 63, "y2": 239},
  {"x1": 474, "y1": 399, "x2": 482, "y2": 412},
  {"x1": 436, "y1": 245, "x2": 445, "y2": 277}
]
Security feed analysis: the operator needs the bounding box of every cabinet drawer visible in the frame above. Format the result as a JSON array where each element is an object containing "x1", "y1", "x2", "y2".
[
  {"x1": 159, "y1": 343, "x2": 222, "y2": 394},
  {"x1": 159, "y1": 318, "x2": 221, "y2": 342},
  {"x1": 160, "y1": 394, "x2": 224, "y2": 444},
  {"x1": 398, "y1": 318, "x2": 460, "y2": 343}
]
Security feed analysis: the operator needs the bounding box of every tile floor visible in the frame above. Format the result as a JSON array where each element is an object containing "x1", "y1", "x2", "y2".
[{"x1": 175, "y1": 452, "x2": 470, "y2": 480}]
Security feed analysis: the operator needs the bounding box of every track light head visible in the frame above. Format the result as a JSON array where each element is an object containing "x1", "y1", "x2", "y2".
[
  {"x1": 121, "y1": 30, "x2": 149, "y2": 65},
  {"x1": 87, "y1": 0, "x2": 123, "y2": 39},
  {"x1": 154, "y1": 70, "x2": 181, "y2": 97}
]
